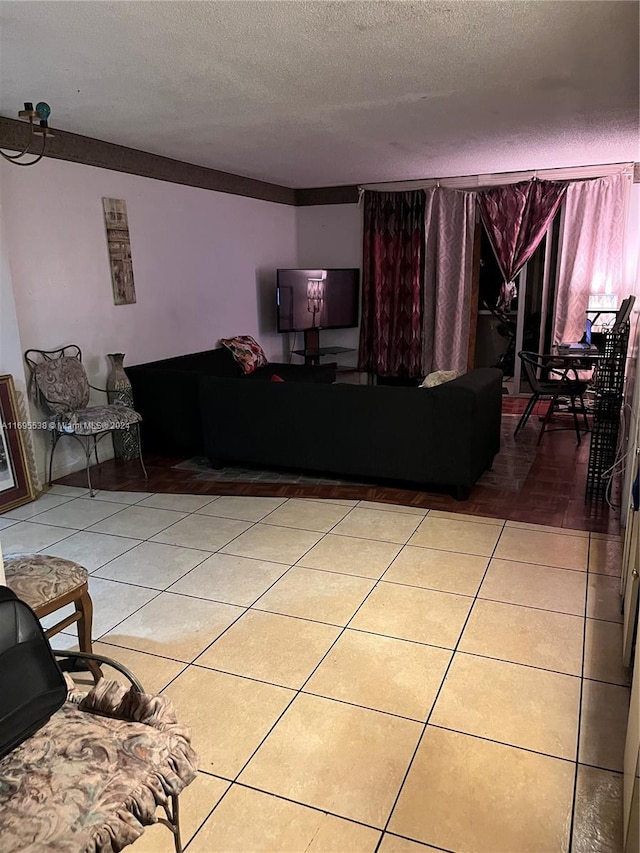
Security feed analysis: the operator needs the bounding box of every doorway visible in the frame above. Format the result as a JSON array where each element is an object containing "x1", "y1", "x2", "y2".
[{"x1": 473, "y1": 214, "x2": 561, "y2": 395}]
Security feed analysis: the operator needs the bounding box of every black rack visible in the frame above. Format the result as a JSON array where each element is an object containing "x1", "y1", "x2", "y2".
[{"x1": 585, "y1": 324, "x2": 630, "y2": 501}]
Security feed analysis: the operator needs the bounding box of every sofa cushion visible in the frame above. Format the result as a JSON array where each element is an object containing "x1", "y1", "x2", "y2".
[
  {"x1": 248, "y1": 363, "x2": 336, "y2": 384},
  {"x1": 129, "y1": 348, "x2": 243, "y2": 378},
  {"x1": 420, "y1": 370, "x2": 463, "y2": 388},
  {"x1": 219, "y1": 336, "x2": 268, "y2": 375}
]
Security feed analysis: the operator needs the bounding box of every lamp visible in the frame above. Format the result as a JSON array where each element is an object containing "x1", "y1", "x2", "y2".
[
  {"x1": 307, "y1": 272, "x2": 326, "y2": 327},
  {"x1": 0, "y1": 102, "x2": 53, "y2": 166}
]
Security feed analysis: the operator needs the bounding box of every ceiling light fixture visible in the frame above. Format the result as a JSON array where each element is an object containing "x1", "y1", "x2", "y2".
[{"x1": 0, "y1": 102, "x2": 53, "y2": 166}]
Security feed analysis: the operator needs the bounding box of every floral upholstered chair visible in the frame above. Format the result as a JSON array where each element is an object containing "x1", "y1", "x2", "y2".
[
  {"x1": 24, "y1": 345, "x2": 147, "y2": 496},
  {"x1": 4, "y1": 552, "x2": 102, "y2": 683},
  {"x1": 0, "y1": 650, "x2": 198, "y2": 853}
]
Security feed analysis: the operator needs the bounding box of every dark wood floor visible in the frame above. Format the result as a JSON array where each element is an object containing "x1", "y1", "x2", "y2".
[{"x1": 54, "y1": 399, "x2": 621, "y2": 535}]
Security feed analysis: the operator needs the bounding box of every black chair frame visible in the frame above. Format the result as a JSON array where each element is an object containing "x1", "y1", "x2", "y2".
[
  {"x1": 24, "y1": 346, "x2": 147, "y2": 496},
  {"x1": 514, "y1": 351, "x2": 590, "y2": 445}
]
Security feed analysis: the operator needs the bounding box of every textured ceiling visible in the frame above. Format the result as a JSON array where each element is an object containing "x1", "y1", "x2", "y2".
[{"x1": 1, "y1": 1, "x2": 638, "y2": 188}]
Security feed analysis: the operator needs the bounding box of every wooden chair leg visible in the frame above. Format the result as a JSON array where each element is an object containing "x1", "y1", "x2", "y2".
[{"x1": 75, "y1": 586, "x2": 102, "y2": 683}]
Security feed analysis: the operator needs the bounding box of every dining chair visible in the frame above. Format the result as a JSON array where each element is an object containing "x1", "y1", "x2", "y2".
[
  {"x1": 3, "y1": 553, "x2": 102, "y2": 682},
  {"x1": 24, "y1": 345, "x2": 147, "y2": 496},
  {"x1": 515, "y1": 351, "x2": 590, "y2": 444}
]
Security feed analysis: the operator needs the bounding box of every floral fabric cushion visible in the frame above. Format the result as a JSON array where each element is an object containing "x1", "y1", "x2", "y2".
[
  {"x1": 33, "y1": 357, "x2": 91, "y2": 413},
  {"x1": 0, "y1": 679, "x2": 198, "y2": 853},
  {"x1": 219, "y1": 336, "x2": 268, "y2": 375},
  {"x1": 4, "y1": 553, "x2": 88, "y2": 611}
]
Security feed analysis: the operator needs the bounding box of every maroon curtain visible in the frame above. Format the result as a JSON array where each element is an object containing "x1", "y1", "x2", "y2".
[
  {"x1": 358, "y1": 190, "x2": 425, "y2": 378},
  {"x1": 478, "y1": 179, "x2": 566, "y2": 308}
]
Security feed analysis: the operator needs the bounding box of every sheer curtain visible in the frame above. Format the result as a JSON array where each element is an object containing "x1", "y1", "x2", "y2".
[
  {"x1": 358, "y1": 190, "x2": 425, "y2": 378},
  {"x1": 553, "y1": 173, "x2": 629, "y2": 345},
  {"x1": 421, "y1": 188, "x2": 477, "y2": 374}
]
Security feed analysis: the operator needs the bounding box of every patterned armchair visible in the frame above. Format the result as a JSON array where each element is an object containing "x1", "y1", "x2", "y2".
[
  {"x1": 24, "y1": 346, "x2": 147, "y2": 496},
  {"x1": 0, "y1": 650, "x2": 198, "y2": 853}
]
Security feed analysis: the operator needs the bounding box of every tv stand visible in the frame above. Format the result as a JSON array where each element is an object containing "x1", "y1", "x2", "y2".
[{"x1": 293, "y1": 329, "x2": 354, "y2": 366}]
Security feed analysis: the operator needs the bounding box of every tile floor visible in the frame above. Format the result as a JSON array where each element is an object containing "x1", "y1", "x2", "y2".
[{"x1": 0, "y1": 486, "x2": 631, "y2": 853}]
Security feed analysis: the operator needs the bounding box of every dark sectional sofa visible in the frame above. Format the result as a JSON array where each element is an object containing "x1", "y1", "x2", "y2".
[
  {"x1": 126, "y1": 348, "x2": 336, "y2": 456},
  {"x1": 127, "y1": 347, "x2": 502, "y2": 498}
]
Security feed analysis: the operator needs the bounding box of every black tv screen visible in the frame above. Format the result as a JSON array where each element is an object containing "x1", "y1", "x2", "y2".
[{"x1": 276, "y1": 268, "x2": 360, "y2": 333}]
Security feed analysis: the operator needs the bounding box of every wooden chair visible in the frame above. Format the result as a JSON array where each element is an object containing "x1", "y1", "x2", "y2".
[{"x1": 3, "y1": 553, "x2": 102, "y2": 682}]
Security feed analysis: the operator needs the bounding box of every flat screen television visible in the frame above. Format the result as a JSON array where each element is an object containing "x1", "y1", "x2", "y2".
[{"x1": 276, "y1": 268, "x2": 360, "y2": 333}]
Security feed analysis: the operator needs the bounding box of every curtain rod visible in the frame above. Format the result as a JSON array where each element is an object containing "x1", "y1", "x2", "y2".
[{"x1": 359, "y1": 161, "x2": 636, "y2": 192}]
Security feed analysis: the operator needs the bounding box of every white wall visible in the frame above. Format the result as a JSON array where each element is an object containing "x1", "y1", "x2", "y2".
[
  {"x1": 295, "y1": 203, "x2": 362, "y2": 366},
  {"x1": 0, "y1": 187, "x2": 38, "y2": 491},
  {"x1": 1, "y1": 158, "x2": 297, "y2": 480}
]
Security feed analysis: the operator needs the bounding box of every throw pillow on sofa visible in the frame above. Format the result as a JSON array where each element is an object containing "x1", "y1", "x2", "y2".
[
  {"x1": 219, "y1": 335, "x2": 268, "y2": 375},
  {"x1": 420, "y1": 370, "x2": 462, "y2": 388}
]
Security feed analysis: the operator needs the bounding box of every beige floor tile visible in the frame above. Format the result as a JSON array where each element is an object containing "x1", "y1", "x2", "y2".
[
  {"x1": 163, "y1": 666, "x2": 294, "y2": 777},
  {"x1": 260, "y1": 498, "x2": 352, "y2": 532},
  {"x1": 48, "y1": 484, "x2": 90, "y2": 497},
  {"x1": 220, "y1": 523, "x2": 323, "y2": 563},
  {"x1": 459, "y1": 599, "x2": 583, "y2": 675},
  {"x1": 92, "y1": 490, "x2": 153, "y2": 504},
  {"x1": 188, "y1": 784, "x2": 380, "y2": 853},
  {"x1": 350, "y1": 582, "x2": 472, "y2": 649},
  {"x1": 130, "y1": 773, "x2": 229, "y2": 853},
  {"x1": 1, "y1": 520, "x2": 74, "y2": 553},
  {"x1": 589, "y1": 536, "x2": 623, "y2": 576},
  {"x1": 136, "y1": 493, "x2": 218, "y2": 513},
  {"x1": 584, "y1": 619, "x2": 630, "y2": 685},
  {"x1": 90, "y1": 641, "x2": 187, "y2": 694},
  {"x1": 3, "y1": 492, "x2": 73, "y2": 520},
  {"x1": 94, "y1": 541, "x2": 210, "y2": 589},
  {"x1": 587, "y1": 574, "x2": 623, "y2": 623},
  {"x1": 579, "y1": 680, "x2": 630, "y2": 772},
  {"x1": 298, "y1": 533, "x2": 401, "y2": 579},
  {"x1": 305, "y1": 629, "x2": 451, "y2": 720},
  {"x1": 390, "y1": 727, "x2": 573, "y2": 852},
  {"x1": 408, "y1": 517, "x2": 501, "y2": 557},
  {"x1": 26, "y1": 497, "x2": 125, "y2": 530},
  {"x1": 378, "y1": 835, "x2": 443, "y2": 853},
  {"x1": 571, "y1": 765, "x2": 624, "y2": 853},
  {"x1": 383, "y1": 546, "x2": 488, "y2": 596},
  {"x1": 309, "y1": 497, "x2": 359, "y2": 507},
  {"x1": 331, "y1": 507, "x2": 423, "y2": 544},
  {"x1": 506, "y1": 520, "x2": 588, "y2": 538},
  {"x1": 168, "y1": 553, "x2": 288, "y2": 605},
  {"x1": 478, "y1": 558, "x2": 586, "y2": 616},
  {"x1": 197, "y1": 610, "x2": 340, "y2": 688},
  {"x1": 100, "y1": 592, "x2": 244, "y2": 661},
  {"x1": 239, "y1": 693, "x2": 422, "y2": 827},
  {"x1": 431, "y1": 653, "x2": 580, "y2": 759},
  {"x1": 88, "y1": 505, "x2": 188, "y2": 539},
  {"x1": 197, "y1": 495, "x2": 286, "y2": 521},
  {"x1": 428, "y1": 509, "x2": 504, "y2": 526},
  {"x1": 357, "y1": 500, "x2": 427, "y2": 516},
  {"x1": 151, "y1": 514, "x2": 252, "y2": 552},
  {"x1": 494, "y1": 527, "x2": 589, "y2": 570},
  {"x1": 42, "y1": 576, "x2": 154, "y2": 637},
  {"x1": 36, "y1": 530, "x2": 142, "y2": 571},
  {"x1": 87, "y1": 576, "x2": 158, "y2": 637},
  {"x1": 254, "y1": 566, "x2": 375, "y2": 626}
]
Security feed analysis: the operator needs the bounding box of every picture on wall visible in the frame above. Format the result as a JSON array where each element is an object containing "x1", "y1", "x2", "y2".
[
  {"x1": 102, "y1": 197, "x2": 137, "y2": 305},
  {"x1": 0, "y1": 375, "x2": 36, "y2": 513}
]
